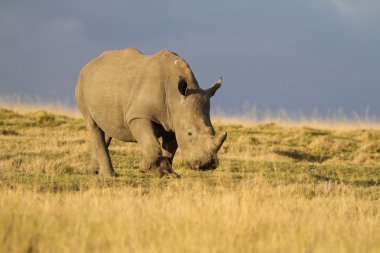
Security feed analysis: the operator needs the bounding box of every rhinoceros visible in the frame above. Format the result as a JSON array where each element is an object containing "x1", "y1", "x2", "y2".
[{"x1": 75, "y1": 48, "x2": 226, "y2": 178}]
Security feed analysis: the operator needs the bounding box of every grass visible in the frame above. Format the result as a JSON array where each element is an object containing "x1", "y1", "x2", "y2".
[{"x1": 0, "y1": 107, "x2": 380, "y2": 252}]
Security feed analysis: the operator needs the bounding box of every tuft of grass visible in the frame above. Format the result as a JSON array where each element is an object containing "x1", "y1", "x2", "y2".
[
  {"x1": 0, "y1": 107, "x2": 379, "y2": 253},
  {"x1": 0, "y1": 129, "x2": 19, "y2": 136}
]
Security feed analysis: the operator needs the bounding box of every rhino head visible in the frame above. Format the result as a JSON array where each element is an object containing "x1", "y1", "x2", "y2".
[{"x1": 173, "y1": 77, "x2": 227, "y2": 170}]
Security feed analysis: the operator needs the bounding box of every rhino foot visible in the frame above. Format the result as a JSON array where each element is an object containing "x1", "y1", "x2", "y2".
[
  {"x1": 88, "y1": 166, "x2": 99, "y2": 175},
  {"x1": 145, "y1": 169, "x2": 180, "y2": 178},
  {"x1": 164, "y1": 170, "x2": 181, "y2": 179},
  {"x1": 96, "y1": 170, "x2": 119, "y2": 177},
  {"x1": 110, "y1": 171, "x2": 120, "y2": 177},
  {"x1": 142, "y1": 157, "x2": 180, "y2": 179}
]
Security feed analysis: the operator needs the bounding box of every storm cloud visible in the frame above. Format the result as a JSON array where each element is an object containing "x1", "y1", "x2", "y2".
[{"x1": 0, "y1": 0, "x2": 379, "y2": 116}]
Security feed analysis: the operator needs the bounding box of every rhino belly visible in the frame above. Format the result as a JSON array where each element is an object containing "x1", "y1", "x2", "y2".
[
  {"x1": 98, "y1": 121, "x2": 135, "y2": 142},
  {"x1": 87, "y1": 105, "x2": 136, "y2": 142}
]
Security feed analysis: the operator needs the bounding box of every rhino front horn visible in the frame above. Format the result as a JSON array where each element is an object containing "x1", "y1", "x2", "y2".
[{"x1": 213, "y1": 132, "x2": 227, "y2": 152}]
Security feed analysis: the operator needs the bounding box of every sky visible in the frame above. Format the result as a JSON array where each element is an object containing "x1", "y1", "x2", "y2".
[{"x1": 0, "y1": 0, "x2": 379, "y2": 117}]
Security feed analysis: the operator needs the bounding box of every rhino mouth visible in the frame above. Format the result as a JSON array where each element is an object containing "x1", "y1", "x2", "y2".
[{"x1": 189, "y1": 156, "x2": 219, "y2": 171}]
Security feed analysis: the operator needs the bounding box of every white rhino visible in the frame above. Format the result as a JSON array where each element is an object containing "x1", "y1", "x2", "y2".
[{"x1": 75, "y1": 48, "x2": 226, "y2": 178}]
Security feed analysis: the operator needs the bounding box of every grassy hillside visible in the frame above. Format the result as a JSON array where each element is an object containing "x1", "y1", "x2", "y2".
[{"x1": 0, "y1": 107, "x2": 379, "y2": 253}]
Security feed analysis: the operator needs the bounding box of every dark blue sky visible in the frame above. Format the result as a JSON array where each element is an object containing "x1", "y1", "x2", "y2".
[{"x1": 1, "y1": 0, "x2": 379, "y2": 117}]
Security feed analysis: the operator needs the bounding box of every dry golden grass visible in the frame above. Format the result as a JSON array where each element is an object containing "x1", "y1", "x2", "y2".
[{"x1": 0, "y1": 106, "x2": 380, "y2": 253}]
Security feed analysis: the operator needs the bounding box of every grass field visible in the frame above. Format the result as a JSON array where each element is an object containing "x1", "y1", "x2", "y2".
[{"x1": 0, "y1": 107, "x2": 380, "y2": 253}]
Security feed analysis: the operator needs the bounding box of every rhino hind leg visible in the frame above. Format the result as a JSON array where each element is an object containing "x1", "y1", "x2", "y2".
[
  {"x1": 87, "y1": 118, "x2": 118, "y2": 177},
  {"x1": 88, "y1": 134, "x2": 112, "y2": 174},
  {"x1": 130, "y1": 119, "x2": 180, "y2": 178},
  {"x1": 105, "y1": 135, "x2": 112, "y2": 147}
]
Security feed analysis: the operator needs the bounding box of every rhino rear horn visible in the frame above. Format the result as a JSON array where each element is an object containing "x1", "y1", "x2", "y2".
[
  {"x1": 213, "y1": 132, "x2": 227, "y2": 152},
  {"x1": 207, "y1": 77, "x2": 222, "y2": 97}
]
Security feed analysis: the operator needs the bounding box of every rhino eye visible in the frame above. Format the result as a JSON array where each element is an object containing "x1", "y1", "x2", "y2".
[{"x1": 188, "y1": 132, "x2": 192, "y2": 136}]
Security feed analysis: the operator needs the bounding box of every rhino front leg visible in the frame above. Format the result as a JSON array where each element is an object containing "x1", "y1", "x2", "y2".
[
  {"x1": 162, "y1": 132, "x2": 178, "y2": 165},
  {"x1": 130, "y1": 119, "x2": 180, "y2": 178},
  {"x1": 87, "y1": 119, "x2": 118, "y2": 177}
]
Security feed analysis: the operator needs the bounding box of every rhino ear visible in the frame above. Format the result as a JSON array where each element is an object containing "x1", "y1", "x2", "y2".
[
  {"x1": 207, "y1": 77, "x2": 222, "y2": 97},
  {"x1": 178, "y1": 76, "x2": 188, "y2": 96}
]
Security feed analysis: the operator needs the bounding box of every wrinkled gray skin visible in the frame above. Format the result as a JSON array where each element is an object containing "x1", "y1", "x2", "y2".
[{"x1": 75, "y1": 48, "x2": 227, "y2": 178}]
